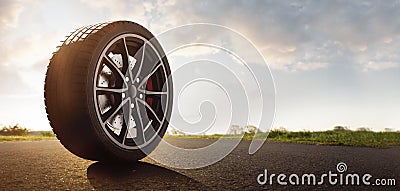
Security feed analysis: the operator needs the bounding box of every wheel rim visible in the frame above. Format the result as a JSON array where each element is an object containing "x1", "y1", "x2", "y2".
[{"x1": 93, "y1": 33, "x2": 170, "y2": 149}]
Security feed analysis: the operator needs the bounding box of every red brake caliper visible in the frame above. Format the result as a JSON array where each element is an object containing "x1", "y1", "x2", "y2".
[{"x1": 146, "y1": 78, "x2": 153, "y2": 106}]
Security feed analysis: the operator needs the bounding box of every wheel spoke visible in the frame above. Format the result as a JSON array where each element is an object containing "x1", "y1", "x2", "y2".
[
  {"x1": 137, "y1": 88, "x2": 167, "y2": 95},
  {"x1": 121, "y1": 38, "x2": 130, "y2": 75},
  {"x1": 103, "y1": 97, "x2": 130, "y2": 123},
  {"x1": 123, "y1": 37, "x2": 135, "y2": 84},
  {"x1": 104, "y1": 55, "x2": 127, "y2": 86},
  {"x1": 132, "y1": 98, "x2": 145, "y2": 144},
  {"x1": 96, "y1": 87, "x2": 127, "y2": 94},
  {"x1": 137, "y1": 98, "x2": 162, "y2": 124},
  {"x1": 132, "y1": 42, "x2": 146, "y2": 82},
  {"x1": 121, "y1": 99, "x2": 131, "y2": 144},
  {"x1": 144, "y1": 120, "x2": 153, "y2": 131}
]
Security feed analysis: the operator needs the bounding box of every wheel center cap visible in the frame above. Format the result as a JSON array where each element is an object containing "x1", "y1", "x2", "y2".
[{"x1": 129, "y1": 85, "x2": 137, "y2": 98}]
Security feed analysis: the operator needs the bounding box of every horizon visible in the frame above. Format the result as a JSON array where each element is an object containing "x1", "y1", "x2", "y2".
[{"x1": 4, "y1": 124, "x2": 398, "y2": 134}]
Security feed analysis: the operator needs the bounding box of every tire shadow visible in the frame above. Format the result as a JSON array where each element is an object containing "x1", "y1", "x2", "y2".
[{"x1": 87, "y1": 161, "x2": 208, "y2": 190}]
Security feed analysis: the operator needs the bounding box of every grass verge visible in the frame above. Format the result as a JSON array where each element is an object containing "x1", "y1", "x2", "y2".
[
  {"x1": 2, "y1": 130, "x2": 399, "y2": 148},
  {"x1": 0, "y1": 135, "x2": 57, "y2": 142},
  {"x1": 166, "y1": 130, "x2": 400, "y2": 148}
]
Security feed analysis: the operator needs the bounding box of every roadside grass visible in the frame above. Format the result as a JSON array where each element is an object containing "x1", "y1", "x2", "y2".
[
  {"x1": 2, "y1": 129, "x2": 399, "y2": 148},
  {"x1": 0, "y1": 130, "x2": 56, "y2": 142},
  {"x1": 0, "y1": 135, "x2": 56, "y2": 142},
  {"x1": 166, "y1": 130, "x2": 400, "y2": 148}
]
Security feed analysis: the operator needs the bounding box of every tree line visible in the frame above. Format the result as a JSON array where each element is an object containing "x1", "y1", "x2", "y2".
[{"x1": 0, "y1": 124, "x2": 29, "y2": 136}]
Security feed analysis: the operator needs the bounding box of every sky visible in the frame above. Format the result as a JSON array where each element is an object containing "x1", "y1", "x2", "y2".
[{"x1": 0, "y1": 0, "x2": 399, "y2": 132}]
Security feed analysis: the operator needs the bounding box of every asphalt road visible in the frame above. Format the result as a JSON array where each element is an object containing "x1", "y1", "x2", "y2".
[{"x1": 0, "y1": 139, "x2": 398, "y2": 190}]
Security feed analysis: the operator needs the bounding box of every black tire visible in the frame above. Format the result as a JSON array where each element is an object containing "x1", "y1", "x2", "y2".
[{"x1": 44, "y1": 21, "x2": 173, "y2": 162}]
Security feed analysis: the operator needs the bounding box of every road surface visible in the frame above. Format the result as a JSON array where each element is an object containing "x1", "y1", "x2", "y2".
[{"x1": 0, "y1": 139, "x2": 398, "y2": 190}]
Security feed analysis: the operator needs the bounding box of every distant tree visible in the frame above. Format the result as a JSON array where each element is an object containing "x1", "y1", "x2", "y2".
[
  {"x1": 245, "y1": 125, "x2": 258, "y2": 134},
  {"x1": 168, "y1": 128, "x2": 185, "y2": 136},
  {"x1": 333, "y1": 126, "x2": 349, "y2": 131},
  {"x1": 277, "y1": 127, "x2": 288, "y2": 133},
  {"x1": 356, "y1": 127, "x2": 371, "y2": 132},
  {"x1": 229, "y1": 125, "x2": 244, "y2": 135},
  {"x1": 0, "y1": 124, "x2": 29, "y2": 136},
  {"x1": 384, "y1": 128, "x2": 394, "y2": 132}
]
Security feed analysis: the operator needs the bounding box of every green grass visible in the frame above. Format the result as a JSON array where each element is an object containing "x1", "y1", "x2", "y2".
[
  {"x1": 2, "y1": 130, "x2": 399, "y2": 148},
  {"x1": 0, "y1": 135, "x2": 56, "y2": 142},
  {"x1": 166, "y1": 130, "x2": 400, "y2": 148}
]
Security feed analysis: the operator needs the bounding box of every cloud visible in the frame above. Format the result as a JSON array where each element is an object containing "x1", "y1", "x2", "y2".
[
  {"x1": 0, "y1": 0, "x2": 398, "y2": 96},
  {"x1": 363, "y1": 61, "x2": 399, "y2": 72},
  {"x1": 80, "y1": 0, "x2": 162, "y2": 28},
  {"x1": 2, "y1": 0, "x2": 398, "y2": 76},
  {"x1": 0, "y1": 64, "x2": 32, "y2": 95},
  {"x1": 0, "y1": 37, "x2": 28, "y2": 96},
  {"x1": 0, "y1": 0, "x2": 23, "y2": 31},
  {"x1": 291, "y1": 62, "x2": 328, "y2": 72},
  {"x1": 122, "y1": 0, "x2": 400, "y2": 72}
]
